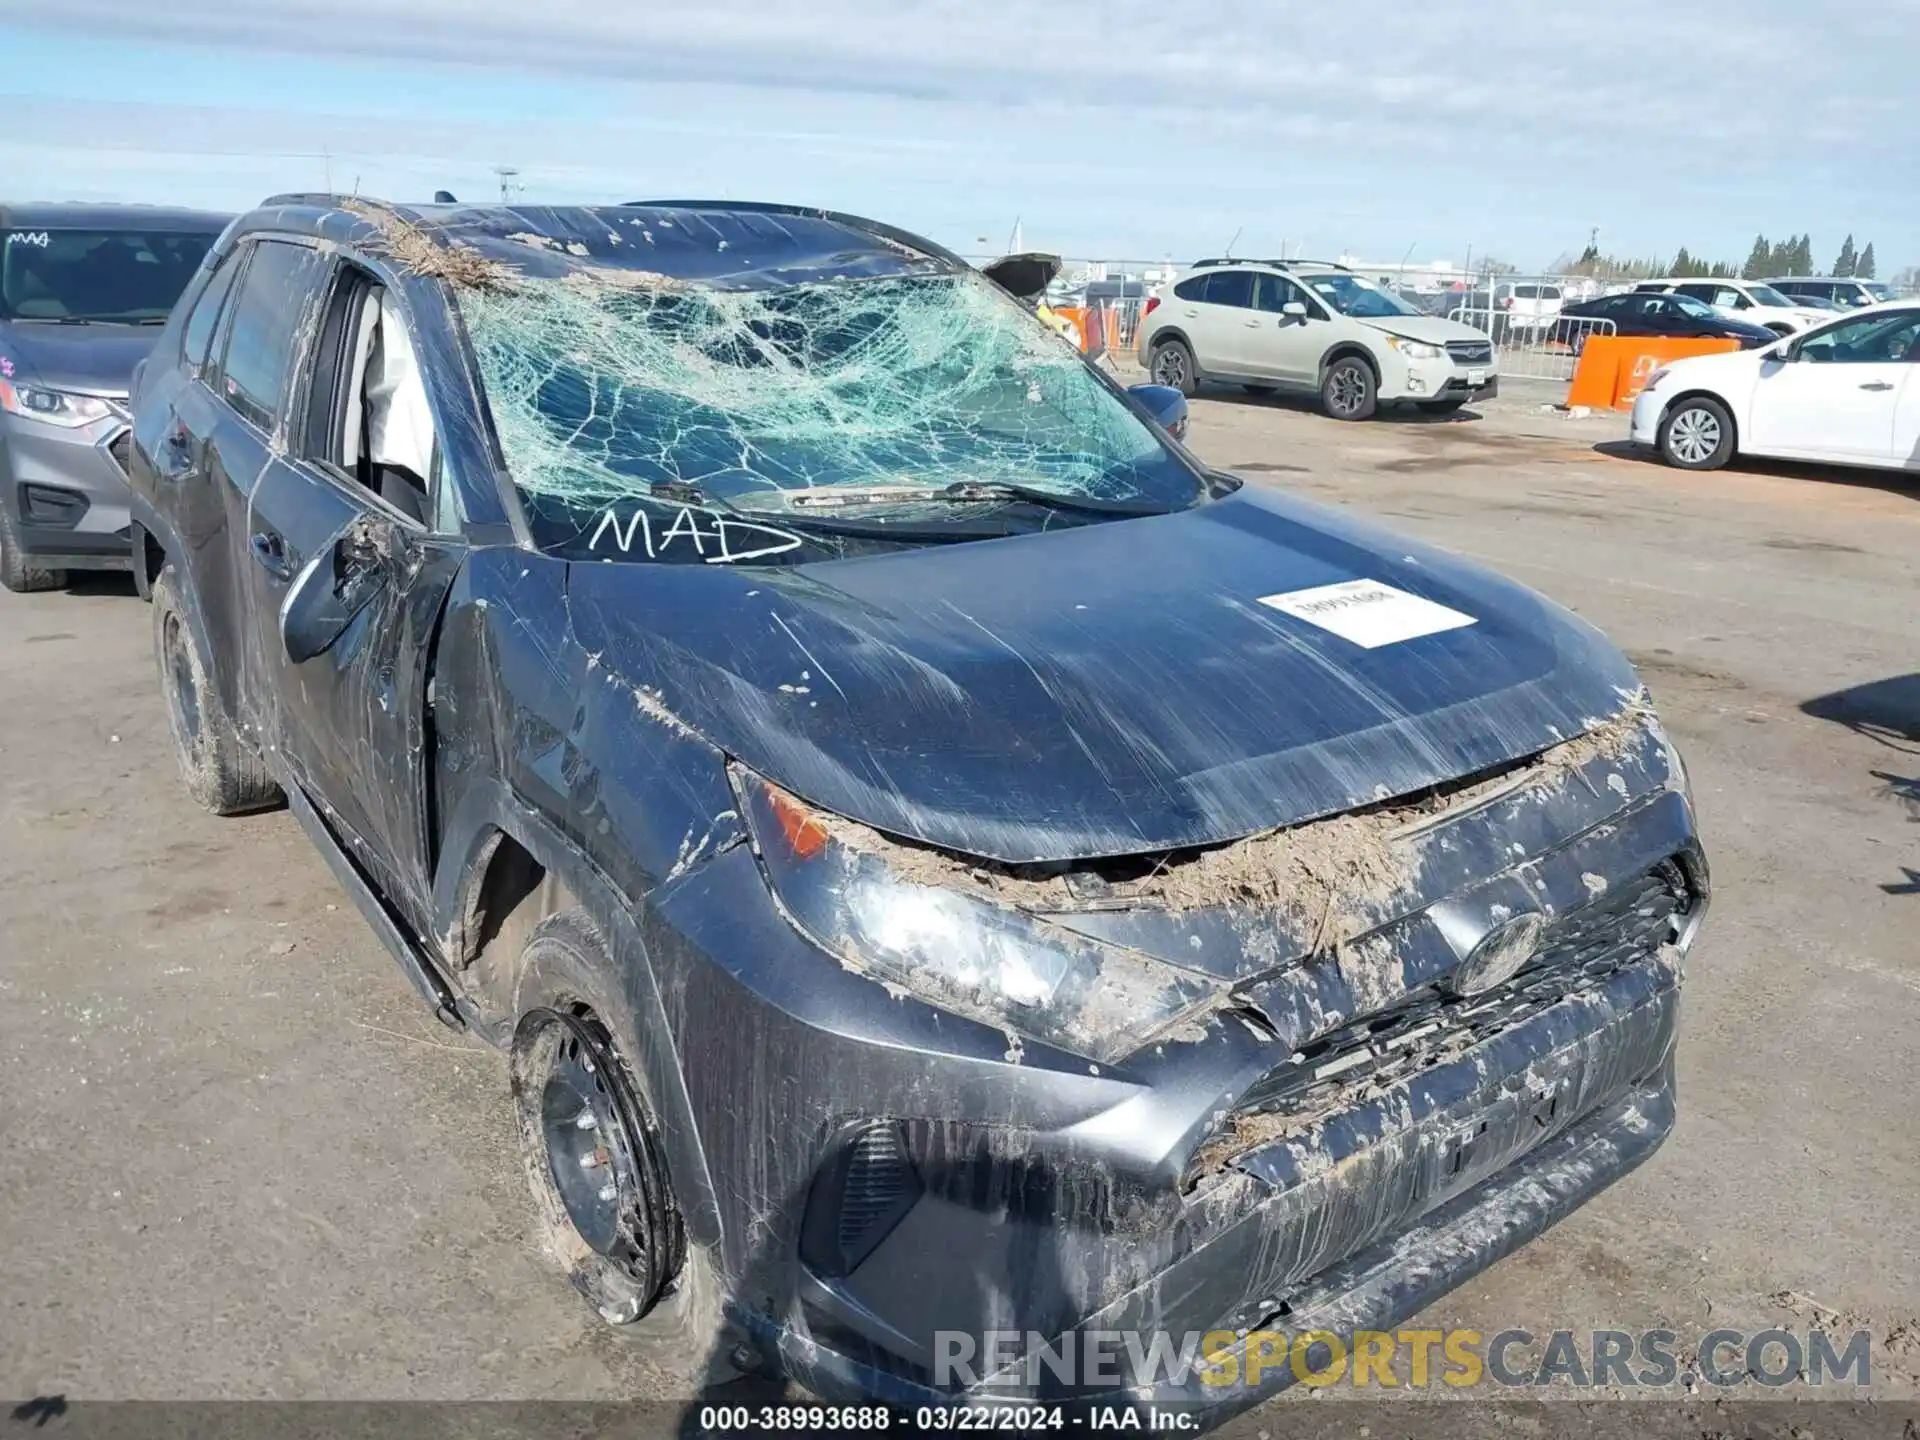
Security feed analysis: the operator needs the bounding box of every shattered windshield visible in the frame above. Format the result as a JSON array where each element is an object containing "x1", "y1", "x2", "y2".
[{"x1": 460, "y1": 268, "x2": 1204, "y2": 564}]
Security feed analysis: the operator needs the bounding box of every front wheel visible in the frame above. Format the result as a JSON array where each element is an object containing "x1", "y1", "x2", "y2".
[
  {"x1": 1148, "y1": 338, "x2": 1197, "y2": 397},
  {"x1": 0, "y1": 502, "x2": 65, "y2": 594},
  {"x1": 1658, "y1": 396, "x2": 1735, "y2": 470},
  {"x1": 1321, "y1": 357, "x2": 1377, "y2": 421}
]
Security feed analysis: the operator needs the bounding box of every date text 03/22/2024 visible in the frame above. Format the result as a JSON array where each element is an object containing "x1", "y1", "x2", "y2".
[{"x1": 696, "y1": 1405, "x2": 1198, "y2": 1432}]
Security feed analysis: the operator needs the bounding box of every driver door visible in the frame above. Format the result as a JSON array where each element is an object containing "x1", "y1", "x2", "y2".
[
  {"x1": 1249, "y1": 272, "x2": 1321, "y2": 385},
  {"x1": 238, "y1": 258, "x2": 466, "y2": 926},
  {"x1": 1747, "y1": 310, "x2": 1920, "y2": 462}
]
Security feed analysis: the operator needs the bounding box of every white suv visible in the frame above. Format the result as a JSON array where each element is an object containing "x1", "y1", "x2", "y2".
[
  {"x1": 1632, "y1": 278, "x2": 1827, "y2": 336},
  {"x1": 1138, "y1": 260, "x2": 1498, "y2": 420}
]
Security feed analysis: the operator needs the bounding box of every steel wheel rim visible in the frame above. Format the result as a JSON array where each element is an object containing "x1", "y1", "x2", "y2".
[
  {"x1": 1669, "y1": 407, "x2": 1720, "y2": 464},
  {"x1": 1153, "y1": 347, "x2": 1187, "y2": 388},
  {"x1": 538, "y1": 1021, "x2": 645, "y2": 1259},
  {"x1": 1329, "y1": 366, "x2": 1367, "y2": 414}
]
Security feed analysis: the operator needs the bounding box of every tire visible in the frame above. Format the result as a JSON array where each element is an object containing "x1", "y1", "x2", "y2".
[
  {"x1": 509, "y1": 912, "x2": 737, "y2": 1381},
  {"x1": 1417, "y1": 398, "x2": 1468, "y2": 415},
  {"x1": 1148, "y1": 337, "x2": 1198, "y2": 397},
  {"x1": 1321, "y1": 355, "x2": 1378, "y2": 421},
  {"x1": 151, "y1": 565, "x2": 283, "y2": 814},
  {"x1": 0, "y1": 501, "x2": 65, "y2": 594},
  {"x1": 1242, "y1": 383, "x2": 1277, "y2": 397},
  {"x1": 1658, "y1": 395, "x2": 1736, "y2": 471}
]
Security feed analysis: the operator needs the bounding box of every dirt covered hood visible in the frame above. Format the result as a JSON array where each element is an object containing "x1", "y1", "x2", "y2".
[{"x1": 565, "y1": 486, "x2": 1643, "y2": 864}]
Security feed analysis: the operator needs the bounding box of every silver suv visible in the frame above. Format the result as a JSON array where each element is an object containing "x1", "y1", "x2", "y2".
[{"x1": 1138, "y1": 259, "x2": 1499, "y2": 420}]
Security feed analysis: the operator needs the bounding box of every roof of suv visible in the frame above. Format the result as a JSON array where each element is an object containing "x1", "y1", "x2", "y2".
[
  {"x1": 1187, "y1": 257, "x2": 1351, "y2": 273},
  {"x1": 0, "y1": 201, "x2": 232, "y2": 231},
  {"x1": 243, "y1": 195, "x2": 964, "y2": 286},
  {"x1": 1765, "y1": 276, "x2": 1874, "y2": 285}
]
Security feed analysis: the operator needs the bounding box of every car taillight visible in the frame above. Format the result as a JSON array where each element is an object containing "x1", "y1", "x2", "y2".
[{"x1": 1144, "y1": 296, "x2": 1161, "y2": 317}]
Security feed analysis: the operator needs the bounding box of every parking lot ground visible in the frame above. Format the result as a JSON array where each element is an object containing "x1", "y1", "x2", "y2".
[{"x1": 3, "y1": 390, "x2": 1918, "y2": 1413}]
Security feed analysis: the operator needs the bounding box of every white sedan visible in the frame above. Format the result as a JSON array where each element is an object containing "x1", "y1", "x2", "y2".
[{"x1": 1631, "y1": 303, "x2": 1920, "y2": 471}]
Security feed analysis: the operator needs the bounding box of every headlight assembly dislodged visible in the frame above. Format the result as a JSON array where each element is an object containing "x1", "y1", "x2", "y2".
[
  {"x1": 0, "y1": 380, "x2": 118, "y2": 428},
  {"x1": 731, "y1": 767, "x2": 1220, "y2": 1063}
]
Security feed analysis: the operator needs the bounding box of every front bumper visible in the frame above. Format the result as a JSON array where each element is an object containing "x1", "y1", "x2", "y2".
[
  {"x1": 764, "y1": 957, "x2": 1679, "y2": 1425},
  {"x1": 1629, "y1": 388, "x2": 1664, "y2": 446},
  {"x1": 1388, "y1": 353, "x2": 1499, "y2": 404},
  {"x1": 0, "y1": 411, "x2": 137, "y2": 570}
]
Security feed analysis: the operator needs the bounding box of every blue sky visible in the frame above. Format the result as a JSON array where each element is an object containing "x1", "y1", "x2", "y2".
[{"x1": 1, "y1": 1, "x2": 1914, "y2": 273}]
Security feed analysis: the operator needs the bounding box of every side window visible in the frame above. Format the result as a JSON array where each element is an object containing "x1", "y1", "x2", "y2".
[
  {"x1": 1675, "y1": 284, "x2": 1714, "y2": 304},
  {"x1": 1715, "y1": 288, "x2": 1747, "y2": 309},
  {"x1": 1253, "y1": 273, "x2": 1303, "y2": 312},
  {"x1": 182, "y1": 251, "x2": 244, "y2": 371},
  {"x1": 1799, "y1": 312, "x2": 1920, "y2": 364},
  {"x1": 1202, "y1": 270, "x2": 1254, "y2": 308},
  {"x1": 1172, "y1": 275, "x2": 1209, "y2": 302},
  {"x1": 216, "y1": 240, "x2": 327, "y2": 433}
]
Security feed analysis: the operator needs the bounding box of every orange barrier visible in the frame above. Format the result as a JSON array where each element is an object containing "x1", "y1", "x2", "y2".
[{"x1": 1565, "y1": 336, "x2": 1741, "y2": 411}]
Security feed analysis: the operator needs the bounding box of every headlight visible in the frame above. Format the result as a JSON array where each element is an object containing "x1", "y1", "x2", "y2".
[
  {"x1": 732, "y1": 767, "x2": 1219, "y2": 1063},
  {"x1": 1385, "y1": 335, "x2": 1444, "y2": 360},
  {"x1": 1640, "y1": 366, "x2": 1671, "y2": 394},
  {"x1": 0, "y1": 379, "x2": 119, "y2": 428}
]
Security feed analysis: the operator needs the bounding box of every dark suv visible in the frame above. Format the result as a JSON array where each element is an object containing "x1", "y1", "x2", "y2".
[
  {"x1": 0, "y1": 203, "x2": 230, "y2": 591},
  {"x1": 127, "y1": 195, "x2": 1707, "y2": 1424}
]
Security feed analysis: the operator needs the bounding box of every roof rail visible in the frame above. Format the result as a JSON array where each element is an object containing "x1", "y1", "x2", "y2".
[{"x1": 1190, "y1": 256, "x2": 1351, "y2": 272}]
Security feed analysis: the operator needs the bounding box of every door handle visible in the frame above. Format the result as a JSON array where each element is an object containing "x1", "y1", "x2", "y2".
[
  {"x1": 1859, "y1": 381, "x2": 1896, "y2": 391},
  {"x1": 1244, "y1": 318, "x2": 1263, "y2": 327},
  {"x1": 250, "y1": 530, "x2": 294, "y2": 581}
]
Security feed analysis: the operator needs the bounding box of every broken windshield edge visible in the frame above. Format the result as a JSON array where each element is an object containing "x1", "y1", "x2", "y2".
[{"x1": 458, "y1": 268, "x2": 1208, "y2": 565}]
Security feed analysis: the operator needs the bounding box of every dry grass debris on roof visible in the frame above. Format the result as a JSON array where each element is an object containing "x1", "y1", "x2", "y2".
[{"x1": 342, "y1": 200, "x2": 516, "y2": 291}]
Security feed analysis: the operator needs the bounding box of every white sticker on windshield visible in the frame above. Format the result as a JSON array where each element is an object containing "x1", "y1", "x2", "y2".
[{"x1": 1257, "y1": 579, "x2": 1476, "y2": 648}]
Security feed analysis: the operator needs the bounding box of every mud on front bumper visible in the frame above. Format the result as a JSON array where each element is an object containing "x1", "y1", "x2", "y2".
[{"x1": 755, "y1": 937, "x2": 1683, "y2": 1424}]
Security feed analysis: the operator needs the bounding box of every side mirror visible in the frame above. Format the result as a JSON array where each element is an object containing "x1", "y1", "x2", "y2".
[
  {"x1": 1127, "y1": 383, "x2": 1190, "y2": 441},
  {"x1": 1769, "y1": 340, "x2": 1798, "y2": 364},
  {"x1": 280, "y1": 518, "x2": 394, "y2": 664},
  {"x1": 1282, "y1": 301, "x2": 1309, "y2": 322}
]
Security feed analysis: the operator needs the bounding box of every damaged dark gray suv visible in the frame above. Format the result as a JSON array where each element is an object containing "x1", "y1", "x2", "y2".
[{"x1": 126, "y1": 195, "x2": 1707, "y2": 1424}]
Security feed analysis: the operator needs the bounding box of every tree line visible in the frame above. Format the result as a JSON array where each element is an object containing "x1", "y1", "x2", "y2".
[{"x1": 1562, "y1": 234, "x2": 1877, "y2": 282}]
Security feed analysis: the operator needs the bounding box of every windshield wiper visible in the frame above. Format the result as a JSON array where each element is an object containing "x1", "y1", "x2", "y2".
[{"x1": 771, "y1": 480, "x2": 1167, "y2": 518}]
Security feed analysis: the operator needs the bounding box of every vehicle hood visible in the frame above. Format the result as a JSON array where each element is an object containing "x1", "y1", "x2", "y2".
[
  {"x1": 565, "y1": 487, "x2": 1643, "y2": 864},
  {"x1": 0, "y1": 322, "x2": 156, "y2": 396},
  {"x1": 1357, "y1": 315, "x2": 1489, "y2": 346}
]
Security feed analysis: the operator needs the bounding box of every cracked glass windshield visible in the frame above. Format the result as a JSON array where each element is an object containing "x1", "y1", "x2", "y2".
[{"x1": 458, "y1": 267, "x2": 1204, "y2": 565}]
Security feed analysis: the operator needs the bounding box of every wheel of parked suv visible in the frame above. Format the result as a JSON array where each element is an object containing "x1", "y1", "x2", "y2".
[
  {"x1": 1658, "y1": 395, "x2": 1736, "y2": 471},
  {"x1": 0, "y1": 503, "x2": 66, "y2": 594},
  {"x1": 150, "y1": 566, "x2": 283, "y2": 815},
  {"x1": 1148, "y1": 337, "x2": 1197, "y2": 397},
  {"x1": 1321, "y1": 356, "x2": 1378, "y2": 421},
  {"x1": 508, "y1": 911, "x2": 733, "y2": 1373}
]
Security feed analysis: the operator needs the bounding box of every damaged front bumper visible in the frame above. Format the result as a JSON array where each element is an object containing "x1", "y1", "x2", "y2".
[{"x1": 641, "y1": 714, "x2": 1705, "y2": 1427}]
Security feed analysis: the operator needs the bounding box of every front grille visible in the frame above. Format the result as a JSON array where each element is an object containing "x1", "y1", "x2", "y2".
[
  {"x1": 105, "y1": 429, "x2": 133, "y2": 478},
  {"x1": 1446, "y1": 340, "x2": 1494, "y2": 364},
  {"x1": 1229, "y1": 860, "x2": 1693, "y2": 1127}
]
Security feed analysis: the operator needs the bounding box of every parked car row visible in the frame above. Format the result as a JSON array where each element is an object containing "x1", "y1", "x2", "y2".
[{"x1": 4, "y1": 191, "x2": 1711, "y2": 1424}]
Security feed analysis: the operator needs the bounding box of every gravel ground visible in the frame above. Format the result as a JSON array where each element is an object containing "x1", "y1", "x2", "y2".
[{"x1": 3, "y1": 385, "x2": 1917, "y2": 1423}]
